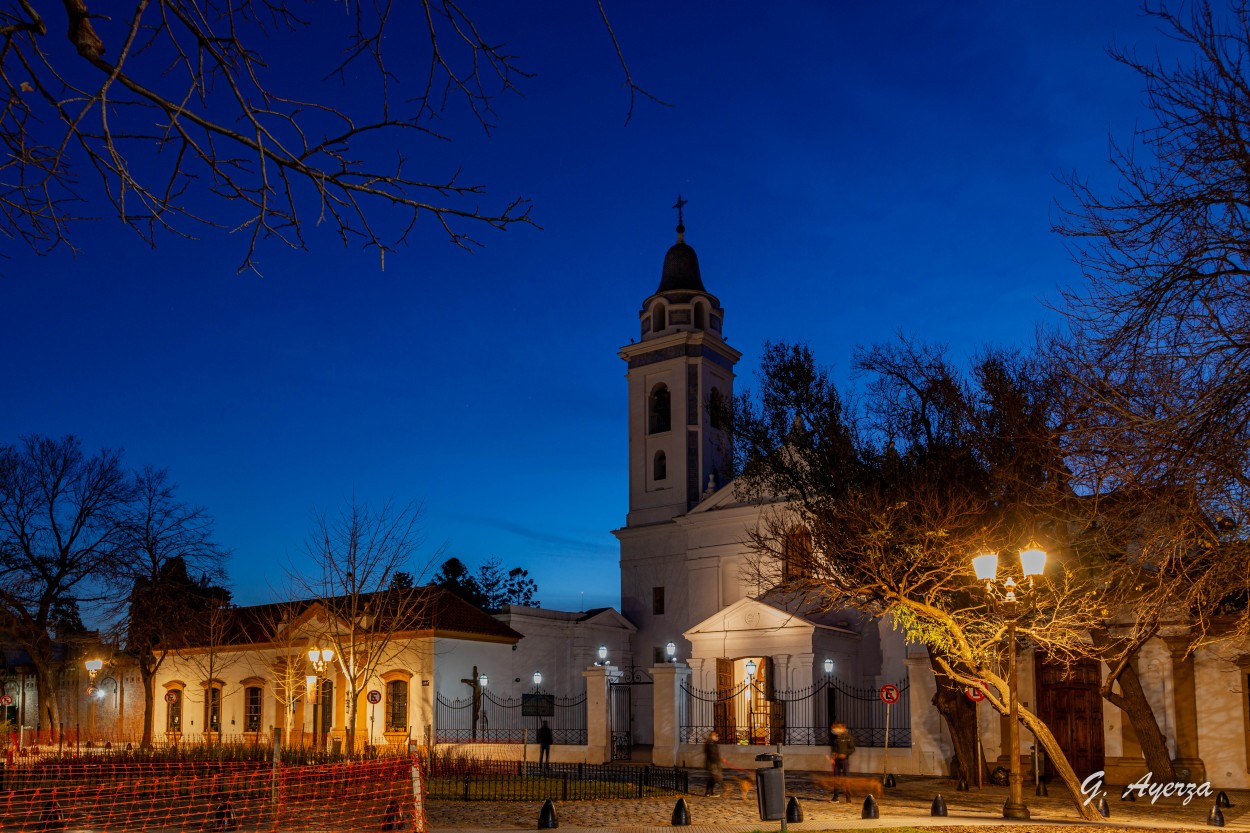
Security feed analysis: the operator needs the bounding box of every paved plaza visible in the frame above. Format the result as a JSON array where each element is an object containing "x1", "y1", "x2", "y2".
[{"x1": 425, "y1": 769, "x2": 1250, "y2": 833}]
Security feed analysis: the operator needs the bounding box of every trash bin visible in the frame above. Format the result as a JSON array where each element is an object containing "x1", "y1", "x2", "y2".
[{"x1": 755, "y1": 753, "x2": 785, "y2": 821}]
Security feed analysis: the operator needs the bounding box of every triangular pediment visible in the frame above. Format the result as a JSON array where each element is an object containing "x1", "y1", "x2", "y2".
[
  {"x1": 578, "y1": 608, "x2": 638, "y2": 632},
  {"x1": 683, "y1": 596, "x2": 815, "y2": 639}
]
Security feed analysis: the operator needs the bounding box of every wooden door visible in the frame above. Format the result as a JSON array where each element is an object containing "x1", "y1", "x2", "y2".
[{"x1": 1035, "y1": 654, "x2": 1104, "y2": 780}]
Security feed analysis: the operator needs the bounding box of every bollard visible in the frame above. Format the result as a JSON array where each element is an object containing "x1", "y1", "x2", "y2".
[
  {"x1": 671, "y1": 798, "x2": 690, "y2": 827},
  {"x1": 861, "y1": 795, "x2": 879, "y2": 820},
  {"x1": 1097, "y1": 795, "x2": 1110, "y2": 818},
  {"x1": 883, "y1": 773, "x2": 896, "y2": 788},
  {"x1": 1036, "y1": 780, "x2": 1048, "y2": 797},
  {"x1": 956, "y1": 778, "x2": 969, "y2": 792},
  {"x1": 381, "y1": 799, "x2": 404, "y2": 831},
  {"x1": 1121, "y1": 786, "x2": 1137, "y2": 801},
  {"x1": 1216, "y1": 791, "x2": 1232, "y2": 808},
  {"x1": 1208, "y1": 803, "x2": 1226, "y2": 827},
  {"x1": 208, "y1": 800, "x2": 239, "y2": 832},
  {"x1": 39, "y1": 800, "x2": 65, "y2": 832},
  {"x1": 785, "y1": 796, "x2": 803, "y2": 823},
  {"x1": 930, "y1": 795, "x2": 948, "y2": 817},
  {"x1": 538, "y1": 799, "x2": 558, "y2": 830}
]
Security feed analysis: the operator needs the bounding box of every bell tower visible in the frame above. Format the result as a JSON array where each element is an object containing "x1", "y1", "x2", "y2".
[{"x1": 619, "y1": 198, "x2": 740, "y2": 526}]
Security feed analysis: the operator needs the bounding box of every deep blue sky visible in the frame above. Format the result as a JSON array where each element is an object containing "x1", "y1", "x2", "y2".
[{"x1": 2, "y1": 1, "x2": 1173, "y2": 612}]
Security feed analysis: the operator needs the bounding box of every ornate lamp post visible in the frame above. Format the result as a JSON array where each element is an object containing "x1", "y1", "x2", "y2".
[
  {"x1": 972, "y1": 543, "x2": 1047, "y2": 820},
  {"x1": 306, "y1": 646, "x2": 334, "y2": 749},
  {"x1": 84, "y1": 659, "x2": 103, "y2": 739}
]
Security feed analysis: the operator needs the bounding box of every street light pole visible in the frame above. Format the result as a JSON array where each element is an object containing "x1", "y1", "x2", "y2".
[
  {"x1": 1004, "y1": 611, "x2": 1028, "y2": 819},
  {"x1": 972, "y1": 542, "x2": 1046, "y2": 821}
]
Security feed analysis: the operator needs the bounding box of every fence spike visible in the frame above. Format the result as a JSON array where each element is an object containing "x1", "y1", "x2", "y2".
[{"x1": 538, "y1": 798, "x2": 558, "y2": 829}]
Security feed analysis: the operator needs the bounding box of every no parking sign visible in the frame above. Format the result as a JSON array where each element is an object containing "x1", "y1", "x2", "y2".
[
  {"x1": 367, "y1": 690, "x2": 382, "y2": 704},
  {"x1": 878, "y1": 684, "x2": 900, "y2": 704}
]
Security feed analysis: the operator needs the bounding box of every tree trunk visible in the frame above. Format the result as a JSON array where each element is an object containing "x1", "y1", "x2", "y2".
[
  {"x1": 346, "y1": 691, "x2": 357, "y2": 754},
  {"x1": 1018, "y1": 704, "x2": 1099, "y2": 821},
  {"x1": 140, "y1": 662, "x2": 156, "y2": 749},
  {"x1": 1091, "y1": 631, "x2": 1175, "y2": 781},
  {"x1": 929, "y1": 653, "x2": 982, "y2": 783},
  {"x1": 28, "y1": 646, "x2": 61, "y2": 741}
]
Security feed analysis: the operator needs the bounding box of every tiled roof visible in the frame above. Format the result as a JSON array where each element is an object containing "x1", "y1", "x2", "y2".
[{"x1": 166, "y1": 586, "x2": 521, "y2": 650}]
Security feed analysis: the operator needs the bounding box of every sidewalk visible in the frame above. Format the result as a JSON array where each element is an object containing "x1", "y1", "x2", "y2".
[{"x1": 425, "y1": 770, "x2": 1250, "y2": 832}]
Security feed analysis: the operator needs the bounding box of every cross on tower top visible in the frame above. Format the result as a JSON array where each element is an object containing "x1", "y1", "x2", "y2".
[{"x1": 673, "y1": 194, "x2": 688, "y2": 238}]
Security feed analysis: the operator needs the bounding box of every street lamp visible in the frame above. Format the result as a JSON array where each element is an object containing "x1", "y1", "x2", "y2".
[
  {"x1": 306, "y1": 646, "x2": 334, "y2": 749},
  {"x1": 533, "y1": 671, "x2": 542, "y2": 688},
  {"x1": 823, "y1": 658, "x2": 834, "y2": 676},
  {"x1": 666, "y1": 641, "x2": 677, "y2": 663},
  {"x1": 972, "y1": 543, "x2": 1047, "y2": 820},
  {"x1": 744, "y1": 659, "x2": 757, "y2": 681},
  {"x1": 84, "y1": 659, "x2": 103, "y2": 740},
  {"x1": 479, "y1": 673, "x2": 488, "y2": 688}
]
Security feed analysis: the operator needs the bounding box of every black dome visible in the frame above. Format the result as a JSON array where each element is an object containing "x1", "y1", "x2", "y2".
[{"x1": 657, "y1": 240, "x2": 705, "y2": 294}]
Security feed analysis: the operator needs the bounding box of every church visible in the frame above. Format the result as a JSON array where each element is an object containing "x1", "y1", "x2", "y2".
[{"x1": 601, "y1": 207, "x2": 1250, "y2": 786}]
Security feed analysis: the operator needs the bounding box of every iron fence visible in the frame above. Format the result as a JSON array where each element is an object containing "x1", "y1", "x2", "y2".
[
  {"x1": 420, "y1": 757, "x2": 689, "y2": 801},
  {"x1": 680, "y1": 676, "x2": 910, "y2": 748},
  {"x1": 435, "y1": 690, "x2": 586, "y2": 744}
]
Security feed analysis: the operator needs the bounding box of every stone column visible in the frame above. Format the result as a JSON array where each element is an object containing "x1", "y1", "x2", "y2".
[
  {"x1": 583, "y1": 665, "x2": 613, "y2": 765},
  {"x1": 1164, "y1": 638, "x2": 1206, "y2": 782},
  {"x1": 651, "y1": 662, "x2": 692, "y2": 767}
]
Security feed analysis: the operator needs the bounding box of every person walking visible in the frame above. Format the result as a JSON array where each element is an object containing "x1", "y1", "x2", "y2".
[
  {"x1": 703, "y1": 730, "x2": 724, "y2": 796},
  {"x1": 537, "y1": 720, "x2": 553, "y2": 769},
  {"x1": 829, "y1": 721, "x2": 856, "y2": 799}
]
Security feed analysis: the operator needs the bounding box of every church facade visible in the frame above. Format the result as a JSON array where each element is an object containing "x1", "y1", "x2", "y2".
[{"x1": 608, "y1": 212, "x2": 1250, "y2": 787}]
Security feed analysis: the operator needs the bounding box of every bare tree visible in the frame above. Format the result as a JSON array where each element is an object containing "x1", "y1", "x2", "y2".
[
  {"x1": 0, "y1": 0, "x2": 661, "y2": 271},
  {"x1": 259, "y1": 600, "x2": 312, "y2": 745},
  {"x1": 1055, "y1": 1, "x2": 1250, "y2": 640},
  {"x1": 0, "y1": 434, "x2": 131, "y2": 736},
  {"x1": 730, "y1": 340, "x2": 1181, "y2": 821},
  {"x1": 292, "y1": 497, "x2": 435, "y2": 752},
  {"x1": 120, "y1": 466, "x2": 229, "y2": 748},
  {"x1": 174, "y1": 597, "x2": 242, "y2": 743}
]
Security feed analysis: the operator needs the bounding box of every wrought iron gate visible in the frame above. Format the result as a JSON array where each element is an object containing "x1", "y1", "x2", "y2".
[{"x1": 608, "y1": 668, "x2": 651, "y2": 761}]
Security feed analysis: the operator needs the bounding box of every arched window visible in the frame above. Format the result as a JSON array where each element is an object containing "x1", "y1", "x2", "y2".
[
  {"x1": 653, "y1": 451, "x2": 667, "y2": 481},
  {"x1": 386, "y1": 680, "x2": 408, "y2": 732},
  {"x1": 693, "y1": 302, "x2": 706, "y2": 329},
  {"x1": 244, "y1": 686, "x2": 263, "y2": 732},
  {"x1": 708, "y1": 387, "x2": 728, "y2": 431},
  {"x1": 648, "y1": 385, "x2": 671, "y2": 434},
  {"x1": 166, "y1": 689, "x2": 183, "y2": 733},
  {"x1": 653, "y1": 303, "x2": 667, "y2": 333},
  {"x1": 783, "y1": 528, "x2": 813, "y2": 580},
  {"x1": 204, "y1": 685, "x2": 222, "y2": 734}
]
